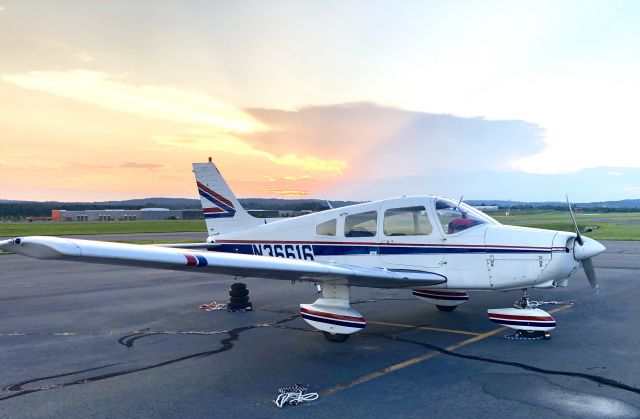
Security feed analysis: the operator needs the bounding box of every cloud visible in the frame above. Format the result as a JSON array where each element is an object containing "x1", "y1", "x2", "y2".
[
  {"x1": 262, "y1": 189, "x2": 310, "y2": 198},
  {"x1": 153, "y1": 133, "x2": 347, "y2": 175},
  {"x1": 2, "y1": 69, "x2": 349, "y2": 179},
  {"x1": 45, "y1": 41, "x2": 94, "y2": 62},
  {"x1": 2, "y1": 70, "x2": 263, "y2": 133},
  {"x1": 243, "y1": 103, "x2": 544, "y2": 179},
  {"x1": 283, "y1": 175, "x2": 311, "y2": 181},
  {"x1": 120, "y1": 162, "x2": 163, "y2": 169},
  {"x1": 619, "y1": 186, "x2": 640, "y2": 194},
  {"x1": 327, "y1": 166, "x2": 640, "y2": 202},
  {"x1": 74, "y1": 50, "x2": 93, "y2": 62}
]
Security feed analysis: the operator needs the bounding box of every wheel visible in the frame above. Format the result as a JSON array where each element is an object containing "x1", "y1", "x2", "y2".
[
  {"x1": 229, "y1": 296, "x2": 249, "y2": 304},
  {"x1": 229, "y1": 289, "x2": 249, "y2": 297},
  {"x1": 323, "y1": 332, "x2": 350, "y2": 342},
  {"x1": 230, "y1": 282, "x2": 247, "y2": 291},
  {"x1": 436, "y1": 305, "x2": 457, "y2": 312}
]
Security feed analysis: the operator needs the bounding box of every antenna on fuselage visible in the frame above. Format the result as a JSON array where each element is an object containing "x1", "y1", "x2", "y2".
[
  {"x1": 457, "y1": 195, "x2": 467, "y2": 218},
  {"x1": 319, "y1": 190, "x2": 333, "y2": 209}
]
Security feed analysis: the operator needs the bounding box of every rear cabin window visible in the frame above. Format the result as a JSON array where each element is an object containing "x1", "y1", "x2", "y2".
[
  {"x1": 384, "y1": 206, "x2": 432, "y2": 236},
  {"x1": 316, "y1": 219, "x2": 337, "y2": 236},
  {"x1": 344, "y1": 211, "x2": 378, "y2": 237}
]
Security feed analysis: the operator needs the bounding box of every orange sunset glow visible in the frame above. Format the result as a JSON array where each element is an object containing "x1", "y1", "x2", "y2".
[{"x1": 1, "y1": 70, "x2": 348, "y2": 201}]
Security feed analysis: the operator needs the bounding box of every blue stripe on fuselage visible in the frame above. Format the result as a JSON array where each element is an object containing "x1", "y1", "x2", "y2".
[{"x1": 214, "y1": 243, "x2": 560, "y2": 257}]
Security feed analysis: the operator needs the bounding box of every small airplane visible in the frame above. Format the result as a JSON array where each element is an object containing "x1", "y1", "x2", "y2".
[{"x1": 0, "y1": 158, "x2": 606, "y2": 342}]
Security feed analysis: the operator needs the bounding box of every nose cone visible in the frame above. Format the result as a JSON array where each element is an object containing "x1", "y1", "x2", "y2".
[{"x1": 574, "y1": 237, "x2": 606, "y2": 260}]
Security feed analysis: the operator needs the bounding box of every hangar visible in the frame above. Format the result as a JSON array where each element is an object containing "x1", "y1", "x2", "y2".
[{"x1": 51, "y1": 208, "x2": 203, "y2": 222}]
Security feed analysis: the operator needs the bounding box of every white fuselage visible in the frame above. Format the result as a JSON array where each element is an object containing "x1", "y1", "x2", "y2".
[{"x1": 208, "y1": 196, "x2": 581, "y2": 291}]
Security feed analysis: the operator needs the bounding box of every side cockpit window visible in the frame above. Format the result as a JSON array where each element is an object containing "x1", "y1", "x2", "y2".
[
  {"x1": 344, "y1": 211, "x2": 377, "y2": 237},
  {"x1": 435, "y1": 199, "x2": 489, "y2": 234},
  {"x1": 316, "y1": 219, "x2": 337, "y2": 236},
  {"x1": 384, "y1": 206, "x2": 432, "y2": 236}
]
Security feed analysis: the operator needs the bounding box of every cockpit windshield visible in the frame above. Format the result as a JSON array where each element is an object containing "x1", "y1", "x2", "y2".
[{"x1": 435, "y1": 198, "x2": 499, "y2": 234}]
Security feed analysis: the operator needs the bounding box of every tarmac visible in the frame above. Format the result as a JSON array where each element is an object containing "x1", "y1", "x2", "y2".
[{"x1": 0, "y1": 237, "x2": 639, "y2": 418}]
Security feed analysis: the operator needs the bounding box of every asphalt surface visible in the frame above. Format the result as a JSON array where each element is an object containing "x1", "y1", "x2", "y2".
[{"x1": 0, "y1": 239, "x2": 639, "y2": 418}]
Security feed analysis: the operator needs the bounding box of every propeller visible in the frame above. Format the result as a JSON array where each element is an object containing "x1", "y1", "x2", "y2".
[
  {"x1": 566, "y1": 195, "x2": 605, "y2": 292},
  {"x1": 566, "y1": 195, "x2": 583, "y2": 246},
  {"x1": 582, "y1": 258, "x2": 598, "y2": 290}
]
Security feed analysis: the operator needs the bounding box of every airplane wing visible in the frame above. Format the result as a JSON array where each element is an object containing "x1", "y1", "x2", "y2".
[
  {"x1": 0, "y1": 237, "x2": 446, "y2": 288},
  {"x1": 154, "y1": 242, "x2": 221, "y2": 250}
]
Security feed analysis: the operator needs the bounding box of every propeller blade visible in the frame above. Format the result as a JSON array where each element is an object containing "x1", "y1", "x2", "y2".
[
  {"x1": 566, "y1": 195, "x2": 583, "y2": 246},
  {"x1": 582, "y1": 258, "x2": 599, "y2": 292}
]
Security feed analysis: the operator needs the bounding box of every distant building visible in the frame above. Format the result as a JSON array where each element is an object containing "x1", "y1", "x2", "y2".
[
  {"x1": 247, "y1": 209, "x2": 314, "y2": 218},
  {"x1": 51, "y1": 209, "x2": 202, "y2": 222}
]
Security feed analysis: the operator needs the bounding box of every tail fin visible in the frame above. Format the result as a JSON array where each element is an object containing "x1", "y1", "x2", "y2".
[{"x1": 192, "y1": 159, "x2": 263, "y2": 236}]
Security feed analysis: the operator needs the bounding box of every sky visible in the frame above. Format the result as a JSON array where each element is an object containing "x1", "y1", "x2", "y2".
[{"x1": 1, "y1": 0, "x2": 640, "y2": 202}]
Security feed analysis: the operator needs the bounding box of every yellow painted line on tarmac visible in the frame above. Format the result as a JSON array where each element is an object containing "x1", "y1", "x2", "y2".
[
  {"x1": 546, "y1": 305, "x2": 573, "y2": 315},
  {"x1": 321, "y1": 304, "x2": 573, "y2": 397},
  {"x1": 368, "y1": 320, "x2": 481, "y2": 336}
]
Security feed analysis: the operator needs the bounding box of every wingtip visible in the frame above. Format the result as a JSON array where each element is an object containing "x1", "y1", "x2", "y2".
[{"x1": 0, "y1": 237, "x2": 18, "y2": 251}]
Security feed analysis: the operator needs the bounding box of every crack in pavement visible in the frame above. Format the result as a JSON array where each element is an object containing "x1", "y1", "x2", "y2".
[
  {"x1": 0, "y1": 314, "x2": 300, "y2": 401},
  {"x1": 0, "y1": 298, "x2": 413, "y2": 401},
  {"x1": 368, "y1": 331, "x2": 640, "y2": 397}
]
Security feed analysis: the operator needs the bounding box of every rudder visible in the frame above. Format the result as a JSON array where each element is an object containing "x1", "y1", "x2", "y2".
[{"x1": 192, "y1": 159, "x2": 263, "y2": 236}]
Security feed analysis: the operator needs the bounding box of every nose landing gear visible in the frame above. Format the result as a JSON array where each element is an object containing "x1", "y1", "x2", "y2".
[{"x1": 488, "y1": 289, "x2": 571, "y2": 340}]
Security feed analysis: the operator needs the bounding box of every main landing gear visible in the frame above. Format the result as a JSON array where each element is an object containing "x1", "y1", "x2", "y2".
[
  {"x1": 488, "y1": 289, "x2": 566, "y2": 340},
  {"x1": 300, "y1": 282, "x2": 365, "y2": 343}
]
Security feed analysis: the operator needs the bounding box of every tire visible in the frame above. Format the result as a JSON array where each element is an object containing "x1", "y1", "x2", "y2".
[
  {"x1": 230, "y1": 282, "x2": 247, "y2": 291},
  {"x1": 227, "y1": 302, "x2": 248, "y2": 311},
  {"x1": 229, "y1": 289, "x2": 249, "y2": 298},
  {"x1": 436, "y1": 305, "x2": 457, "y2": 312},
  {"x1": 229, "y1": 296, "x2": 249, "y2": 304},
  {"x1": 323, "y1": 332, "x2": 350, "y2": 342}
]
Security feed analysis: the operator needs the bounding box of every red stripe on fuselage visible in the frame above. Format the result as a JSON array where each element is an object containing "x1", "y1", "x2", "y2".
[{"x1": 185, "y1": 254, "x2": 198, "y2": 266}]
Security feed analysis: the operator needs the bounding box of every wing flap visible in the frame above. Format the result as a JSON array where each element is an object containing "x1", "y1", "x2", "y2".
[{"x1": 0, "y1": 236, "x2": 446, "y2": 288}]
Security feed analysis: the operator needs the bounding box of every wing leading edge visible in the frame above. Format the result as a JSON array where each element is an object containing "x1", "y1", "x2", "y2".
[{"x1": 0, "y1": 237, "x2": 446, "y2": 289}]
